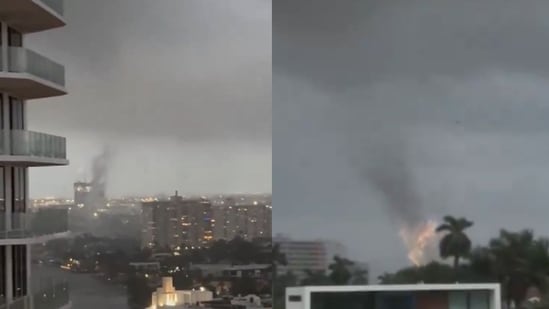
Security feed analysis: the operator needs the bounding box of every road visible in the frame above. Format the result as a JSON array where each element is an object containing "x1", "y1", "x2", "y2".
[{"x1": 33, "y1": 264, "x2": 129, "y2": 309}]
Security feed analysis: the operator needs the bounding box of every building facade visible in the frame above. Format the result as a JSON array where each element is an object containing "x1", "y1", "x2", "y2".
[
  {"x1": 73, "y1": 182, "x2": 91, "y2": 209},
  {"x1": 274, "y1": 235, "x2": 348, "y2": 279},
  {"x1": 212, "y1": 196, "x2": 272, "y2": 241},
  {"x1": 73, "y1": 181, "x2": 106, "y2": 214},
  {"x1": 141, "y1": 192, "x2": 214, "y2": 250},
  {"x1": 0, "y1": 1, "x2": 70, "y2": 308}
]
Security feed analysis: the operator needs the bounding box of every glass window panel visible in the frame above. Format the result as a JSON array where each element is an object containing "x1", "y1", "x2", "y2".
[
  {"x1": 375, "y1": 292, "x2": 415, "y2": 309},
  {"x1": 11, "y1": 168, "x2": 26, "y2": 214},
  {"x1": 0, "y1": 246, "x2": 5, "y2": 302},
  {"x1": 310, "y1": 291, "x2": 376, "y2": 309},
  {"x1": 0, "y1": 167, "x2": 4, "y2": 213},
  {"x1": 449, "y1": 292, "x2": 467, "y2": 309},
  {"x1": 9, "y1": 98, "x2": 24, "y2": 130},
  {"x1": 8, "y1": 28, "x2": 22, "y2": 47},
  {"x1": 470, "y1": 291, "x2": 490, "y2": 309}
]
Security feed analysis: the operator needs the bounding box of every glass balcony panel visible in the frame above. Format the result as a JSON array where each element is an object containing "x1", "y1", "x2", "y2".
[
  {"x1": 0, "y1": 208, "x2": 69, "y2": 239},
  {"x1": 8, "y1": 47, "x2": 65, "y2": 87},
  {"x1": 8, "y1": 130, "x2": 66, "y2": 160}
]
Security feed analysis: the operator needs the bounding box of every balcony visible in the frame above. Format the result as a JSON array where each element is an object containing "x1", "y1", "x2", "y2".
[
  {"x1": 0, "y1": 130, "x2": 68, "y2": 166},
  {"x1": 0, "y1": 0, "x2": 65, "y2": 33},
  {"x1": 0, "y1": 47, "x2": 66, "y2": 99},
  {"x1": 0, "y1": 208, "x2": 70, "y2": 244},
  {"x1": 0, "y1": 281, "x2": 70, "y2": 309}
]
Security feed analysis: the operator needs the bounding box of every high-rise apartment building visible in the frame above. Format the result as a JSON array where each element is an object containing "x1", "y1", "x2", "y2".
[
  {"x1": 212, "y1": 196, "x2": 272, "y2": 241},
  {"x1": 0, "y1": 1, "x2": 70, "y2": 308},
  {"x1": 141, "y1": 192, "x2": 214, "y2": 250},
  {"x1": 73, "y1": 182, "x2": 91, "y2": 209},
  {"x1": 73, "y1": 181, "x2": 106, "y2": 213}
]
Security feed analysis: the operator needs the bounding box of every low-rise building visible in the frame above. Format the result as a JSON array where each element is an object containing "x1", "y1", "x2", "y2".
[
  {"x1": 188, "y1": 263, "x2": 272, "y2": 280},
  {"x1": 223, "y1": 264, "x2": 272, "y2": 280},
  {"x1": 189, "y1": 263, "x2": 231, "y2": 278}
]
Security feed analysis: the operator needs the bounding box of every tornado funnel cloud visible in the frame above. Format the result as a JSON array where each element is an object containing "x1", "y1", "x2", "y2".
[{"x1": 358, "y1": 137, "x2": 437, "y2": 266}]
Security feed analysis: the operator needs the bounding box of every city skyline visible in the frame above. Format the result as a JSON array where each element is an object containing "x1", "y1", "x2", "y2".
[{"x1": 26, "y1": 0, "x2": 272, "y2": 198}]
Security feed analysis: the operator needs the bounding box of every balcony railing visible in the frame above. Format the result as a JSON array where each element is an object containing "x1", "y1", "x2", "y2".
[
  {"x1": 8, "y1": 47, "x2": 65, "y2": 87},
  {"x1": 0, "y1": 281, "x2": 69, "y2": 309},
  {"x1": 0, "y1": 208, "x2": 69, "y2": 239},
  {"x1": 0, "y1": 130, "x2": 67, "y2": 161},
  {"x1": 41, "y1": 0, "x2": 64, "y2": 16}
]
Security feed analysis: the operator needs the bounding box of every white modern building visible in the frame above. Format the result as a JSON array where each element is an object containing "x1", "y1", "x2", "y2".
[
  {"x1": 274, "y1": 235, "x2": 348, "y2": 279},
  {"x1": 0, "y1": 0, "x2": 70, "y2": 308},
  {"x1": 286, "y1": 284, "x2": 501, "y2": 309}
]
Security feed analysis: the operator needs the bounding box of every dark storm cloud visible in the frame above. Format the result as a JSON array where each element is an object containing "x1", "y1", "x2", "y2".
[
  {"x1": 275, "y1": 0, "x2": 549, "y2": 87},
  {"x1": 26, "y1": 0, "x2": 271, "y2": 197},
  {"x1": 29, "y1": 0, "x2": 271, "y2": 142},
  {"x1": 274, "y1": 0, "x2": 549, "y2": 276}
]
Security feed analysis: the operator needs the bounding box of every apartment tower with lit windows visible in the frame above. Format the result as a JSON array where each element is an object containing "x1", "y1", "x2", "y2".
[
  {"x1": 141, "y1": 192, "x2": 214, "y2": 251},
  {"x1": 0, "y1": 1, "x2": 70, "y2": 308}
]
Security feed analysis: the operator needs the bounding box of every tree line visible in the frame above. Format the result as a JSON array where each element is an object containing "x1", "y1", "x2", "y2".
[
  {"x1": 380, "y1": 215, "x2": 549, "y2": 308},
  {"x1": 273, "y1": 216, "x2": 549, "y2": 309}
]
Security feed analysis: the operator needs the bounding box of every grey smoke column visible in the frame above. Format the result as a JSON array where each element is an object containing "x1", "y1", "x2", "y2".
[
  {"x1": 365, "y1": 138, "x2": 424, "y2": 229},
  {"x1": 358, "y1": 134, "x2": 438, "y2": 265},
  {"x1": 91, "y1": 146, "x2": 111, "y2": 198},
  {"x1": 347, "y1": 124, "x2": 425, "y2": 230},
  {"x1": 87, "y1": 146, "x2": 113, "y2": 210}
]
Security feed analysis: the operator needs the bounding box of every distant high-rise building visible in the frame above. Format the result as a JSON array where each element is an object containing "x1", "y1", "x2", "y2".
[
  {"x1": 274, "y1": 235, "x2": 348, "y2": 279},
  {"x1": 73, "y1": 181, "x2": 106, "y2": 213},
  {"x1": 73, "y1": 181, "x2": 91, "y2": 208},
  {"x1": 141, "y1": 192, "x2": 214, "y2": 250},
  {"x1": 212, "y1": 197, "x2": 272, "y2": 241},
  {"x1": 0, "y1": 1, "x2": 70, "y2": 308}
]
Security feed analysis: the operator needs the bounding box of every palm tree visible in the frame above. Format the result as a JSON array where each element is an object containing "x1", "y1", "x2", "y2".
[
  {"x1": 436, "y1": 216, "x2": 474, "y2": 269},
  {"x1": 488, "y1": 230, "x2": 549, "y2": 307}
]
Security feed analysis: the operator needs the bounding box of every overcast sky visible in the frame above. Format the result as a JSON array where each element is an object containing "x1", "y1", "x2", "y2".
[
  {"x1": 26, "y1": 0, "x2": 271, "y2": 198},
  {"x1": 273, "y1": 0, "x2": 549, "y2": 277}
]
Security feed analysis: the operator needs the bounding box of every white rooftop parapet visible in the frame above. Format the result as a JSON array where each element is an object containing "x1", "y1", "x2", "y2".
[{"x1": 286, "y1": 283, "x2": 501, "y2": 309}]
